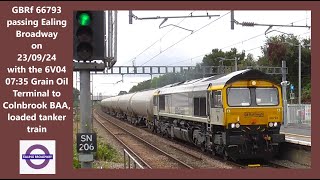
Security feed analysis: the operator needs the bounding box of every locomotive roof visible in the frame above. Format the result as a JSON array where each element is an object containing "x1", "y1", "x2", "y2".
[{"x1": 158, "y1": 69, "x2": 278, "y2": 95}]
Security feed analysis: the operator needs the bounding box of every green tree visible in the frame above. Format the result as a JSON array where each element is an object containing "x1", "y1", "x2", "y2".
[
  {"x1": 202, "y1": 48, "x2": 245, "y2": 67},
  {"x1": 73, "y1": 87, "x2": 80, "y2": 107},
  {"x1": 258, "y1": 35, "x2": 311, "y2": 103}
]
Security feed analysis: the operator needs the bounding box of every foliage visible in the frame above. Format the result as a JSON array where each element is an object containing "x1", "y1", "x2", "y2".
[
  {"x1": 302, "y1": 82, "x2": 311, "y2": 103},
  {"x1": 94, "y1": 137, "x2": 119, "y2": 162},
  {"x1": 202, "y1": 48, "x2": 245, "y2": 67},
  {"x1": 265, "y1": 36, "x2": 287, "y2": 65},
  {"x1": 73, "y1": 143, "x2": 81, "y2": 169},
  {"x1": 73, "y1": 87, "x2": 80, "y2": 107},
  {"x1": 129, "y1": 79, "x2": 152, "y2": 93},
  {"x1": 258, "y1": 35, "x2": 311, "y2": 103},
  {"x1": 73, "y1": 121, "x2": 80, "y2": 169}
]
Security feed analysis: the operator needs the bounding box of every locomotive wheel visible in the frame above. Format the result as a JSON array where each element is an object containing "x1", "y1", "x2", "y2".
[
  {"x1": 211, "y1": 149, "x2": 216, "y2": 157},
  {"x1": 201, "y1": 143, "x2": 206, "y2": 152},
  {"x1": 223, "y1": 150, "x2": 229, "y2": 161},
  {"x1": 165, "y1": 130, "x2": 170, "y2": 138}
]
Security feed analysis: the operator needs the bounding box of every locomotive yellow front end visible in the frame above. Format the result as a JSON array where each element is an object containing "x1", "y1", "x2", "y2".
[{"x1": 221, "y1": 80, "x2": 285, "y2": 160}]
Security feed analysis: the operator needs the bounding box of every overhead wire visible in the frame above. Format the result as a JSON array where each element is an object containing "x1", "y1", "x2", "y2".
[
  {"x1": 166, "y1": 17, "x2": 311, "y2": 66},
  {"x1": 220, "y1": 17, "x2": 310, "y2": 51},
  {"x1": 167, "y1": 29, "x2": 311, "y2": 66},
  {"x1": 139, "y1": 11, "x2": 231, "y2": 66},
  {"x1": 119, "y1": 11, "x2": 195, "y2": 66}
]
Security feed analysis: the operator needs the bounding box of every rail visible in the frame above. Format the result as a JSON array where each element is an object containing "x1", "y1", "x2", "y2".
[
  {"x1": 94, "y1": 110, "x2": 193, "y2": 169},
  {"x1": 93, "y1": 113, "x2": 152, "y2": 169}
]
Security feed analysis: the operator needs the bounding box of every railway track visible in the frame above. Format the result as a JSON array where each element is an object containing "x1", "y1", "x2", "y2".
[
  {"x1": 94, "y1": 109, "x2": 194, "y2": 169},
  {"x1": 95, "y1": 108, "x2": 296, "y2": 169}
]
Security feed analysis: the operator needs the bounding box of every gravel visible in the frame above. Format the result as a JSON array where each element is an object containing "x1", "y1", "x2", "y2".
[{"x1": 94, "y1": 109, "x2": 236, "y2": 169}]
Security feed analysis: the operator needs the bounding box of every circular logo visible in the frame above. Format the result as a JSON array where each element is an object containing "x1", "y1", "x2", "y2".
[{"x1": 24, "y1": 144, "x2": 51, "y2": 169}]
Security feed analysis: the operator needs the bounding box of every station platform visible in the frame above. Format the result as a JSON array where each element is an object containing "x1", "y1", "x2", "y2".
[{"x1": 280, "y1": 123, "x2": 311, "y2": 146}]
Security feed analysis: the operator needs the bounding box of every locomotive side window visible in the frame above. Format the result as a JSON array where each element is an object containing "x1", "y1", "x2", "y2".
[
  {"x1": 194, "y1": 97, "x2": 206, "y2": 117},
  {"x1": 199, "y1": 97, "x2": 206, "y2": 116},
  {"x1": 256, "y1": 88, "x2": 279, "y2": 106},
  {"x1": 159, "y1": 95, "x2": 165, "y2": 110},
  {"x1": 194, "y1": 98, "x2": 200, "y2": 116},
  {"x1": 227, "y1": 88, "x2": 251, "y2": 106},
  {"x1": 211, "y1": 90, "x2": 222, "y2": 108}
]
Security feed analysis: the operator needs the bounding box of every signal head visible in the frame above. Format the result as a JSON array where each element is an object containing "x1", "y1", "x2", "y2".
[
  {"x1": 77, "y1": 12, "x2": 91, "y2": 26},
  {"x1": 73, "y1": 10, "x2": 105, "y2": 62}
]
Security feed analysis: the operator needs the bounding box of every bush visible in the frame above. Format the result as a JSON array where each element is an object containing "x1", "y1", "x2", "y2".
[
  {"x1": 73, "y1": 144, "x2": 81, "y2": 169},
  {"x1": 95, "y1": 140, "x2": 118, "y2": 161}
]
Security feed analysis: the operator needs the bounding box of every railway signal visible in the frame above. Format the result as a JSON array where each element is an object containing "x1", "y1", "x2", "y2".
[
  {"x1": 73, "y1": 11, "x2": 105, "y2": 61},
  {"x1": 73, "y1": 10, "x2": 107, "y2": 169}
]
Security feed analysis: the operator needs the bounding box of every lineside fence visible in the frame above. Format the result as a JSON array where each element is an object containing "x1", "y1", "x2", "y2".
[{"x1": 286, "y1": 104, "x2": 311, "y2": 126}]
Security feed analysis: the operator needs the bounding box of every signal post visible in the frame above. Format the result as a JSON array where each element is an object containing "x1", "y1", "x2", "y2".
[{"x1": 73, "y1": 11, "x2": 108, "y2": 168}]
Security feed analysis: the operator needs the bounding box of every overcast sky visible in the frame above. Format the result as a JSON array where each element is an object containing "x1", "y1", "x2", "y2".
[{"x1": 73, "y1": 10, "x2": 311, "y2": 97}]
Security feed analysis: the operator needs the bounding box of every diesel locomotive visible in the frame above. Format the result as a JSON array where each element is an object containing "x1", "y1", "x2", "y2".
[{"x1": 100, "y1": 69, "x2": 285, "y2": 160}]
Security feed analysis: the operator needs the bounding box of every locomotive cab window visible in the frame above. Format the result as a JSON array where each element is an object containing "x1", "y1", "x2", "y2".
[
  {"x1": 256, "y1": 88, "x2": 279, "y2": 106},
  {"x1": 153, "y1": 96, "x2": 158, "y2": 106},
  {"x1": 211, "y1": 90, "x2": 222, "y2": 108},
  {"x1": 227, "y1": 88, "x2": 251, "y2": 107}
]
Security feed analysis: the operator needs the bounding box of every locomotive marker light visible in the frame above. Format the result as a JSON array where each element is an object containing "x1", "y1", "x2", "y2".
[
  {"x1": 251, "y1": 80, "x2": 256, "y2": 86},
  {"x1": 268, "y1": 122, "x2": 273, "y2": 127},
  {"x1": 231, "y1": 123, "x2": 236, "y2": 128},
  {"x1": 273, "y1": 122, "x2": 278, "y2": 127},
  {"x1": 268, "y1": 122, "x2": 280, "y2": 128}
]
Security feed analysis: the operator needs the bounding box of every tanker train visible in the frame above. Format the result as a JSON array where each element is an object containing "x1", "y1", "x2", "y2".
[{"x1": 100, "y1": 69, "x2": 285, "y2": 160}]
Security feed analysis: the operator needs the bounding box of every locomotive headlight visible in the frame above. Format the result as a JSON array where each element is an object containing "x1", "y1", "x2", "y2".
[
  {"x1": 268, "y1": 122, "x2": 274, "y2": 127},
  {"x1": 274, "y1": 122, "x2": 278, "y2": 127},
  {"x1": 235, "y1": 123, "x2": 240, "y2": 128},
  {"x1": 231, "y1": 123, "x2": 236, "y2": 128}
]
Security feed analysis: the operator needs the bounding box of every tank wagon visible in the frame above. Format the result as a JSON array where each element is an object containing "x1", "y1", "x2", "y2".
[
  {"x1": 101, "y1": 69, "x2": 285, "y2": 160},
  {"x1": 101, "y1": 89, "x2": 157, "y2": 125}
]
